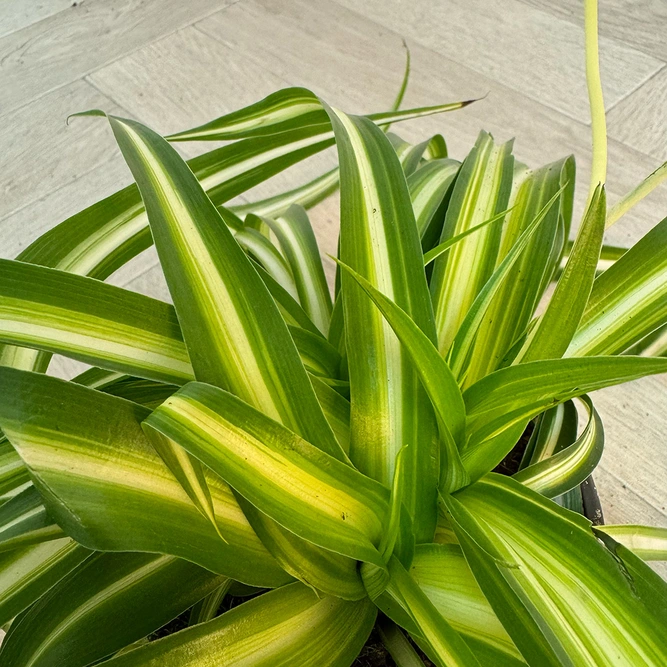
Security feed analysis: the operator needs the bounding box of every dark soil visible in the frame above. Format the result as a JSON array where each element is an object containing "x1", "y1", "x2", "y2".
[
  {"x1": 492, "y1": 420, "x2": 534, "y2": 475},
  {"x1": 352, "y1": 630, "x2": 395, "y2": 667},
  {"x1": 351, "y1": 628, "x2": 435, "y2": 667}
]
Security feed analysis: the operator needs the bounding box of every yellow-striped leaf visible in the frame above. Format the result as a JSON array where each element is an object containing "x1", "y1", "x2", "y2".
[
  {"x1": 444, "y1": 475, "x2": 667, "y2": 666},
  {"x1": 97, "y1": 582, "x2": 376, "y2": 667},
  {"x1": 0, "y1": 368, "x2": 290, "y2": 588},
  {"x1": 325, "y1": 104, "x2": 440, "y2": 541}
]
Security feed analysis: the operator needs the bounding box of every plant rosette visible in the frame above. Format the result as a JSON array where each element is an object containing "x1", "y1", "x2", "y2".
[{"x1": 1, "y1": 1, "x2": 667, "y2": 666}]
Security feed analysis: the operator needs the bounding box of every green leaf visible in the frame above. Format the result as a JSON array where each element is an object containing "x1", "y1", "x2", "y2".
[
  {"x1": 376, "y1": 616, "x2": 426, "y2": 667},
  {"x1": 423, "y1": 208, "x2": 512, "y2": 267},
  {"x1": 288, "y1": 326, "x2": 342, "y2": 379},
  {"x1": 230, "y1": 166, "x2": 339, "y2": 220},
  {"x1": 384, "y1": 41, "x2": 412, "y2": 127},
  {"x1": 626, "y1": 322, "x2": 667, "y2": 356},
  {"x1": 234, "y1": 226, "x2": 299, "y2": 300},
  {"x1": 606, "y1": 160, "x2": 667, "y2": 228},
  {"x1": 513, "y1": 395, "x2": 604, "y2": 498},
  {"x1": 0, "y1": 438, "x2": 29, "y2": 499},
  {"x1": 0, "y1": 538, "x2": 90, "y2": 627},
  {"x1": 165, "y1": 87, "x2": 326, "y2": 141},
  {"x1": 0, "y1": 368, "x2": 290, "y2": 588},
  {"x1": 1, "y1": 90, "x2": 466, "y2": 375},
  {"x1": 250, "y1": 262, "x2": 321, "y2": 336},
  {"x1": 0, "y1": 258, "x2": 192, "y2": 385},
  {"x1": 0, "y1": 373, "x2": 180, "y2": 539},
  {"x1": 447, "y1": 185, "x2": 567, "y2": 382},
  {"x1": 167, "y1": 86, "x2": 472, "y2": 141},
  {"x1": 389, "y1": 133, "x2": 447, "y2": 177},
  {"x1": 596, "y1": 525, "x2": 667, "y2": 561},
  {"x1": 234, "y1": 494, "x2": 365, "y2": 601},
  {"x1": 264, "y1": 205, "x2": 333, "y2": 334},
  {"x1": 408, "y1": 158, "x2": 460, "y2": 250},
  {"x1": 430, "y1": 131, "x2": 514, "y2": 354},
  {"x1": 444, "y1": 474, "x2": 667, "y2": 666},
  {"x1": 104, "y1": 114, "x2": 344, "y2": 460},
  {"x1": 518, "y1": 400, "x2": 579, "y2": 471},
  {"x1": 462, "y1": 157, "x2": 574, "y2": 385},
  {"x1": 332, "y1": 260, "x2": 468, "y2": 493},
  {"x1": 142, "y1": 429, "x2": 223, "y2": 541},
  {"x1": 310, "y1": 375, "x2": 351, "y2": 454},
  {"x1": 104, "y1": 112, "x2": 363, "y2": 594},
  {"x1": 514, "y1": 184, "x2": 606, "y2": 363},
  {"x1": 78, "y1": 375, "x2": 219, "y2": 539},
  {"x1": 97, "y1": 582, "x2": 376, "y2": 667},
  {"x1": 326, "y1": 105, "x2": 440, "y2": 541},
  {"x1": 0, "y1": 485, "x2": 64, "y2": 552},
  {"x1": 410, "y1": 544, "x2": 525, "y2": 666},
  {"x1": 383, "y1": 555, "x2": 481, "y2": 667},
  {"x1": 0, "y1": 124, "x2": 329, "y2": 375},
  {"x1": 144, "y1": 382, "x2": 389, "y2": 571},
  {"x1": 0, "y1": 553, "x2": 226, "y2": 667},
  {"x1": 74, "y1": 373, "x2": 179, "y2": 409},
  {"x1": 568, "y1": 215, "x2": 667, "y2": 356},
  {"x1": 462, "y1": 355, "x2": 667, "y2": 479},
  {"x1": 189, "y1": 580, "x2": 232, "y2": 626},
  {"x1": 558, "y1": 240, "x2": 627, "y2": 277}
]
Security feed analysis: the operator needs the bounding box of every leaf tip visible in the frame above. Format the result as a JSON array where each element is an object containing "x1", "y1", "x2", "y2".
[{"x1": 66, "y1": 109, "x2": 108, "y2": 126}]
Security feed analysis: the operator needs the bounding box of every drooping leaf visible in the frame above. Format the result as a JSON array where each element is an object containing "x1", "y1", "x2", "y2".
[
  {"x1": 0, "y1": 538, "x2": 90, "y2": 627},
  {"x1": 513, "y1": 395, "x2": 604, "y2": 498},
  {"x1": 97, "y1": 582, "x2": 376, "y2": 667},
  {"x1": 1, "y1": 92, "x2": 465, "y2": 374},
  {"x1": 443, "y1": 474, "x2": 667, "y2": 666},
  {"x1": 167, "y1": 87, "x2": 472, "y2": 141},
  {"x1": 0, "y1": 368, "x2": 290, "y2": 588},
  {"x1": 0, "y1": 553, "x2": 226, "y2": 667},
  {"x1": 144, "y1": 382, "x2": 389, "y2": 571},
  {"x1": 461, "y1": 355, "x2": 667, "y2": 479},
  {"x1": 0, "y1": 258, "x2": 192, "y2": 385}
]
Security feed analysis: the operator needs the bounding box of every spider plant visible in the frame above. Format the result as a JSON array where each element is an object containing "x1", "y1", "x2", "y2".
[{"x1": 0, "y1": 1, "x2": 666, "y2": 665}]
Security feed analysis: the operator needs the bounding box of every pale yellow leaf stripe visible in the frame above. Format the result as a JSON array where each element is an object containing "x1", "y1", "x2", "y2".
[{"x1": 118, "y1": 123, "x2": 282, "y2": 420}]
